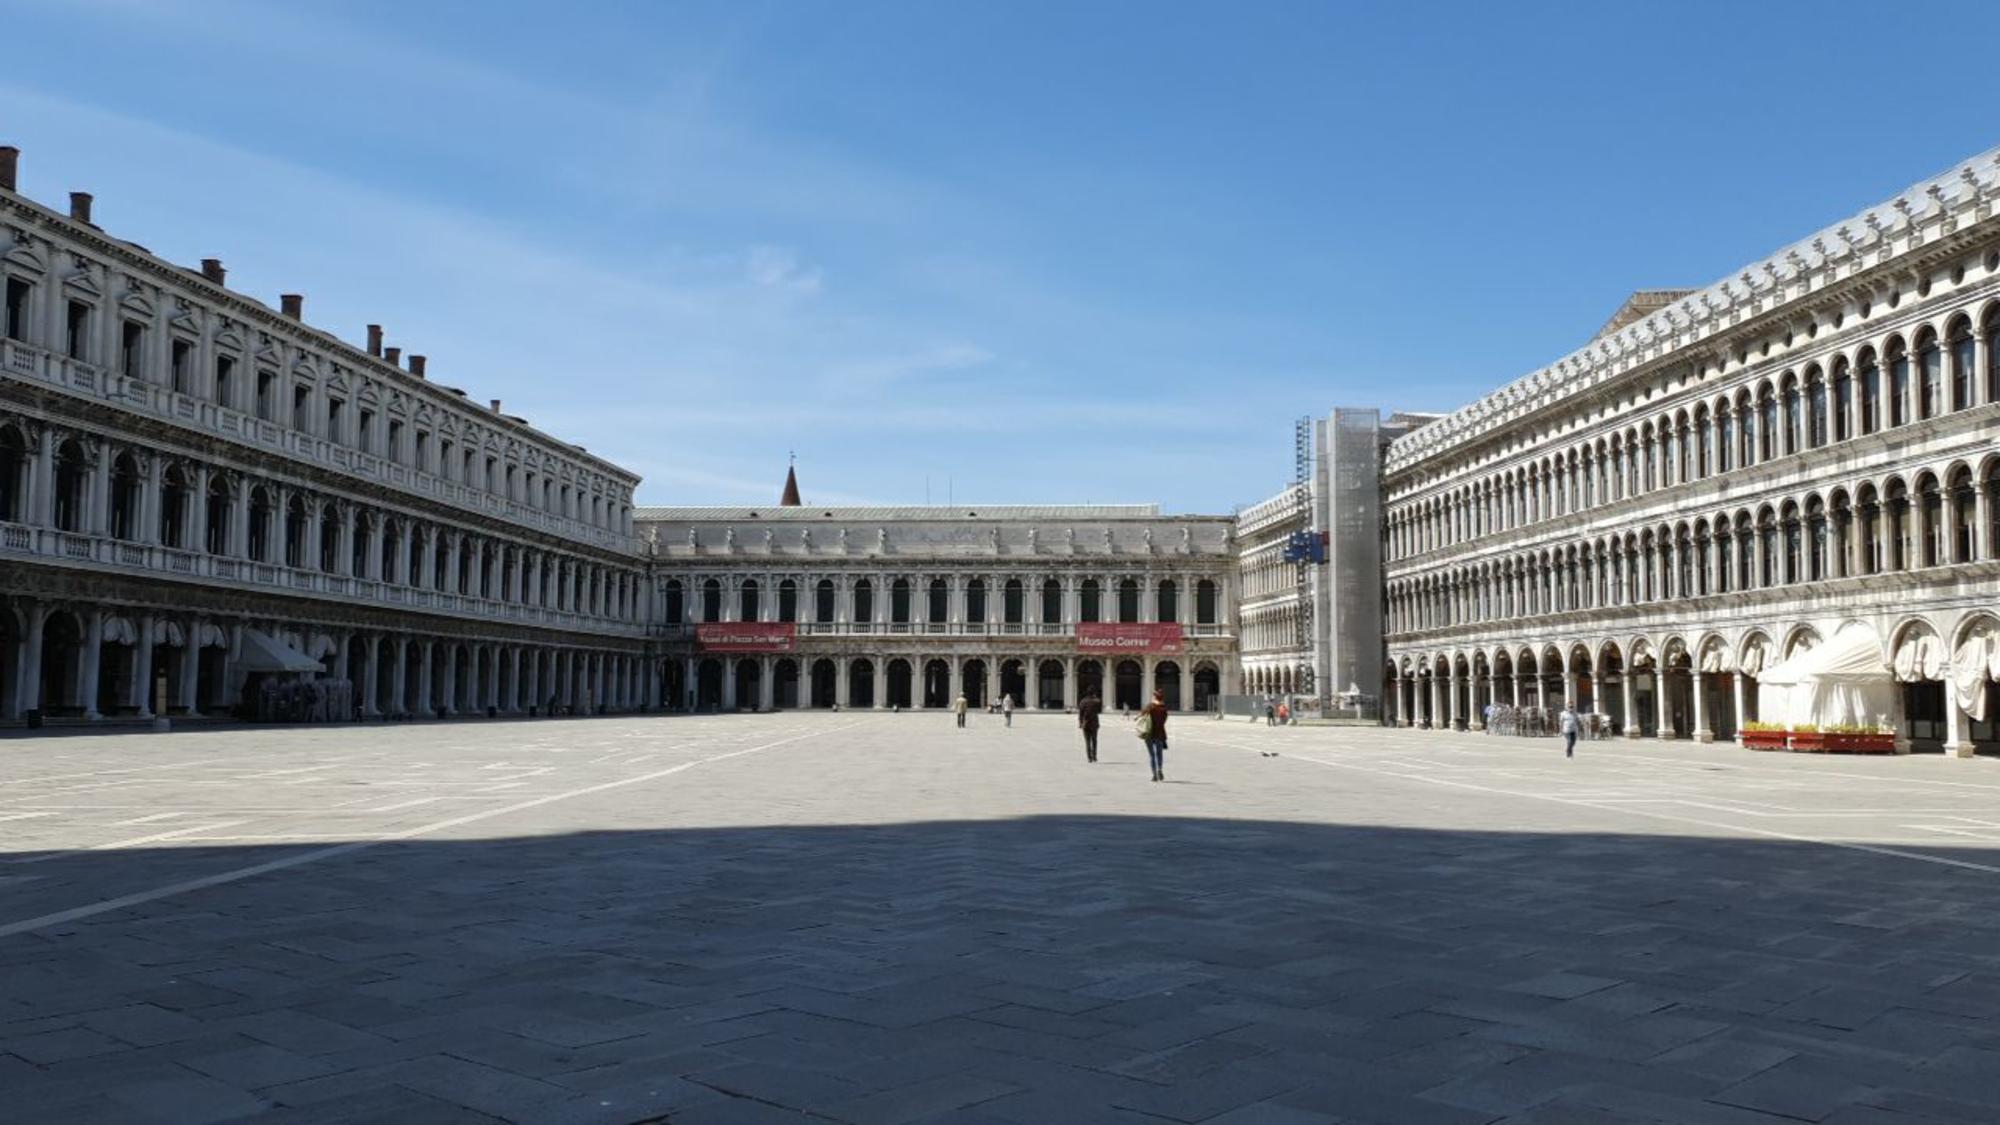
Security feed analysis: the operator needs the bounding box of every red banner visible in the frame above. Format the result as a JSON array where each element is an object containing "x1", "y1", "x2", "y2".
[
  {"x1": 1075, "y1": 623, "x2": 1185, "y2": 655},
  {"x1": 696, "y1": 622, "x2": 797, "y2": 653}
]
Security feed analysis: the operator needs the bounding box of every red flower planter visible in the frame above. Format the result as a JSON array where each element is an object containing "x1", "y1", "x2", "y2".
[
  {"x1": 1740, "y1": 730, "x2": 1788, "y2": 751},
  {"x1": 1824, "y1": 732, "x2": 1896, "y2": 754},
  {"x1": 1788, "y1": 732, "x2": 1827, "y2": 753}
]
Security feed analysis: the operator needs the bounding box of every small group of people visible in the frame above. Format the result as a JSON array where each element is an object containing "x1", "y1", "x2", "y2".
[
  {"x1": 1074, "y1": 689, "x2": 1170, "y2": 780},
  {"x1": 949, "y1": 687, "x2": 1171, "y2": 782},
  {"x1": 951, "y1": 692, "x2": 1017, "y2": 727},
  {"x1": 1263, "y1": 701, "x2": 1291, "y2": 726}
]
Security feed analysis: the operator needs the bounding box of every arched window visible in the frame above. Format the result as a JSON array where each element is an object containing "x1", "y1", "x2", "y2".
[
  {"x1": 1715, "y1": 406, "x2": 1733, "y2": 473},
  {"x1": 1918, "y1": 474, "x2": 1943, "y2": 567},
  {"x1": 1080, "y1": 578, "x2": 1101, "y2": 622},
  {"x1": 0, "y1": 425, "x2": 24, "y2": 522},
  {"x1": 891, "y1": 577, "x2": 911, "y2": 623},
  {"x1": 1986, "y1": 308, "x2": 2000, "y2": 405},
  {"x1": 1042, "y1": 578, "x2": 1062, "y2": 623},
  {"x1": 853, "y1": 578, "x2": 873, "y2": 623},
  {"x1": 1832, "y1": 358, "x2": 1852, "y2": 441},
  {"x1": 1859, "y1": 349, "x2": 1881, "y2": 434},
  {"x1": 664, "y1": 580, "x2": 684, "y2": 624},
  {"x1": 158, "y1": 464, "x2": 188, "y2": 547},
  {"x1": 738, "y1": 578, "x2": 759, "y2": 622},
  {"x1": 1916, "y1": 330, "x2": 1942, "y2": 419},
  {"x1": 1196, "y1": 578, "x2": 1217, "y2": 625},
  {"x1": 1888, "y1": 339, "x2": 1910, "y2": 427},
  {"x1": 778, "y1": 578, "x2": 797, "y2": 623},
  {"x1": 1757, "y1": 385, "x2": 1778, "y2": 461},
  {"x1": 1806, "y1": 497, "x2": 1826, "y2": 580},
  {"x1": 1949, "y1": 468, "x2": 1976, "y2": 563},
  {"x1": 701, "y1": 578, "x2": 721, "y2": 622},
  {"x1": 109, "y1": 452, "x2": 141, "y2": 540},
  {"x1": 1157, "y1": 579, "x2": 1178, "y2": 623},
  {"x1": 1949, "y1": 320, "x2": 1975, "y2": 412},
  {"x1": 1758, "y1": 509, "x2": 1777, "y2": 587},
  {"x1": 1003, "y1": 578, "x2": 1024, "y2": 624},
  {"x1": 320, "y1": 505, "x2": 339, "y2": 572},
  {"x1": 1805, "y1": 371, "x2": 1827, "y2": 448},
  {"x1": 1830, "y1": 492, "x2": 1852, "y2": 578},
  {"x1": 965, "y1": 578, "x2": 986, "y2": 623},
  {"x1": 1117, "y1": 578, "x2": 1140, "y2": 623},
  {"x1": 815, "y1": 579, "x2": 835, "y2": 623},
  {"x1": 1886, "y1": 480, "x2": 1910, "y2": 571},
  {"x1": 247, "y1": 485, "x2": 273, "y2": 561},
  {"x1": 927, "y1": 577, "x2": 948, "y2": 623},
  {"x1": 1858, "y1": 486, "x2": 1881, "y2": 574},
  {"x1": 53, "y1": 439, "x2": 87, "y2": 532}
]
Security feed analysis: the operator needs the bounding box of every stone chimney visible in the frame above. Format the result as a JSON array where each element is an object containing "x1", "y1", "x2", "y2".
[
  {"x1": 0, "y1": 147, "x2": 17, "y2": 193},
  {"x1": 366, "y1": 324, "x2": 383, "y2": 356},
  {"x1": 280, "y1": 294, "x2": 303, "y2": 320},
  {"x1": 489, "y1": 398, "x2": 503, "y2": 412},
  {"x1": 408, "y1": 355, "x2": 427, "y2": 378},
  {"x1": 69, "y1": 192, "x2": 93, "y2": 224},
  {"x1": 200, "y1": 259, "x2": 226, "y2": 285},
  {"x1": 384, "y1": 346, "x2": 401, "y2": 366}
]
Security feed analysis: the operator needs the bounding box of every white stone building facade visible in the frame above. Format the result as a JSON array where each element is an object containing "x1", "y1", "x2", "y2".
[
  {"x1": 1380, "y1": 146, "x2": 2000, "y2": 755},
  {"x1": 0, "y1": 148, "x2": 653, "y2": 722},
  {"x1": 639, "y1": 505, "x2": 1239, "y2": 713}
]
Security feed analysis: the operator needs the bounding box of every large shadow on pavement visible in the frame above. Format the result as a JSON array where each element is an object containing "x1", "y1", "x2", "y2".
[{"x1": 6, "y1": 814, "x2": 2000, "y2": 1124}]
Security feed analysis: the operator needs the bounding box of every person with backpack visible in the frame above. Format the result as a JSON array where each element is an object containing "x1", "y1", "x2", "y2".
[
  {"x1": 1139, "y1": 690, "x2": 1170, "y2": 782},
  {"x1": 1077, "y1": 691, "x2": 1102, "y2": 762}
]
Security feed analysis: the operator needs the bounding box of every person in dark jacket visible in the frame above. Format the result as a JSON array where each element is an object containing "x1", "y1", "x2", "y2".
[
  {"x1": 1141, "y1": 690, "x2": 1170, "y2": 781},
  {"x1": 1077, "y1": 692, "x2": 1102, "y2": 762}
]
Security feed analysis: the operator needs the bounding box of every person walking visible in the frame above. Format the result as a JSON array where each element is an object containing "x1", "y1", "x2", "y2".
[
  {"x1": 1277, "y1": 701, "x2": 1291, "y2": 726},
  {"x1": 1559, "y1": 704, "x2": 1579, "y2": 758},
  {"x1": 1078, "y1": 691, "x2": 1102, "y2": 762},
  {"x1": 1140, "y1": 690, "x2": 1170, "y2": 782},
  {"x1": 1002, "y1": 693, "x2": 1015, "y2": 727},
  {"x1": 1264, "y1": 701, "x2": 1276, "y2": 726},
  {"x1": 954, "y1": 692, "x2": 969, "y2": 729}
]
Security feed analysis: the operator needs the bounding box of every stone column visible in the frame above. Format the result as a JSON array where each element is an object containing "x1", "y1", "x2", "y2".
[
  {"x1": 1621, "y1": 672, "x2": 1638, "y2": 739},
  {"x1": 79, "y1": 608, "x2": 104, "y2": 719},
  {"x1": 1445, "y1": 670, "x2": 1458, "y2": 730},
  {"x1": 835, "y1": 657, "x2": 850, "y2": 709},
  {"x1": 1655, "y1": 669, "x2": 1673, "y2": 740},
  {"x1": 441, "y1": 644, "x2": 458, "y2": 715},
  {"x1": 1511, "y1": 672, "x2": 1522, "y2": 708},
  {"x1": 130, "y1": 614, "x2": 155, "y2": 717},
  {"x1": 759, "y1": 656, "x2": 775, "y2": 711},
  {"x1": 509, "y1": 648, "x2": 524, "y2": 712},
  {"x1": 140, "y1": 456, "x2": 163, "y2": 545},
  {"x1": 361, "y1": 636, "x2": 380, "y2": 717},
  {"x1": 415, "y1": 641, "x2": 434, "y2": 717},
  {"x1": 1063, "y1": 658, "x2": 1077, "y2": 710},
  {"x1": 484, "y1": 645, "x2": 500, "y2": 713},
  {"x1": 86, "y1": 443, "x2": 111, "y2": 536},
  {"x1": 179, "y1": 620, "x2": 203, "y2": 715},
  {"x1": 1944, "y1": 688, "x2": 1972, "y2": 758},
  {"x1": 28, "y1": 425, "x2": 55, "y2": 527},
  {"x1": 1692, "y1": 671, "x2": 1711, "y2": 743},
  {"x1": 1730, "y1": 672, "x2": 1747, "y2": 743}
]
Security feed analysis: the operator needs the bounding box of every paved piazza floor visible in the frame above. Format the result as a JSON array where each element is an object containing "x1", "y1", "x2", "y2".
[{"x1": 6, "y1": 717, "x2": 2000, "y2": 1124}]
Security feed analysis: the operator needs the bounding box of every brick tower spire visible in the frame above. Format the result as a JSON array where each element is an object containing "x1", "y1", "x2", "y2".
[{"x1": 780, "y1": 455, "x2": 802, "y2": 506}]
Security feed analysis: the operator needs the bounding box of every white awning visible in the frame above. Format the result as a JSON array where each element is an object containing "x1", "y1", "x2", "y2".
[
  {"x1": 237, "y1": 628, "x2": 322, "y2": 674},
  {"x1": 1952, "y1": 623, "x2": 1999, "y2": 714},
  {"x1": 1892, "y1": 631, "x2": 1945, "y2": 682}
]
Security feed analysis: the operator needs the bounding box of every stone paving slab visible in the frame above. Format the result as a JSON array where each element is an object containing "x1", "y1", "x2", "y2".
[{"x1": 5, "y1": 715, "x2": 2000, "y2": 1121}]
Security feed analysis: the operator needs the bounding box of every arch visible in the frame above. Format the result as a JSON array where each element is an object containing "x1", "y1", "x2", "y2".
[
  {"x1": 885, "y1": 658, "x2": 912, "y2": 709},
  {"x1": 847, "y1": 658, "x2": 875, "y2": 709}
]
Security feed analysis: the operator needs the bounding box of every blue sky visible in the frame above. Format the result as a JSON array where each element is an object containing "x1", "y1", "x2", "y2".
[{"x1": 4, "y1": 1, "x2": 1998, "y2": 512}]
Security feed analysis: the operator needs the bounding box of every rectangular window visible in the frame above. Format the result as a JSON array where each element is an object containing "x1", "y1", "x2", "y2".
[
  {"x1": 485, "y1": 456, "x2": 497, "y2": 492},
  {"x1": 326, "y1": 397, "x2": 344, "y2": 439},
  {"x1": 215, "y1": 355, "x2": 235, "y2": 407},
  {"x1": 6, "y1": 277, "x2": 31, "y2": 341},
  {"x1": 463, "y1": 450, "x2": 475, "y2": 483},
  {"x1": 170, "y1": 339, "x2": 192, "y2": 393},
  {"x1": 293, "y1": 384, "x2": 311, "y2": 430},
  {"x1": 440, "y1": 439, "x2": 456, "y2": 479},
  {"x1": 387, "y1": 419, "x2": 404, "y2": 464},
  {"x1": 256, "y1": 370, "x2": 277, "y2": 421},
  {"x1": 358, "y1": 409, "x2": 375, "y2": 452},
  {"x1": 65, "y1": 300, "x2": 89, "y2": 360},
  {"x1": 415, "y1": 431, "x2": 430, "y2": 470},
  {"x1": 120, "y1": 321, "x2": 144, "y2": 379}
]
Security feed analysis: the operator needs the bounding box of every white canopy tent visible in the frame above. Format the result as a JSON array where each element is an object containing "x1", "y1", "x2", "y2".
[
  {"x1": 1951, "y1": 620, "x2": 2000, "y2": 716},
  {"x1": 236, "y1": 628, "x2": 323, "y2": 675},
  {"x1": 1755, "y1": 623, "x2": 1898, "y2": 730}
]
